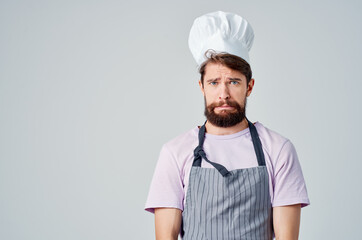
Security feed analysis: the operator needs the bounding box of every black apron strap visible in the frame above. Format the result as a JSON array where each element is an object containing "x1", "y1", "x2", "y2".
[
  {"x1": 192, "y1": 118, "x2": 266, "y2": 177},
  {"x1": 193, "y1": 123, "x2": 231, "y2": 177},
  {"x1": 247, "y1": 119, "x2": 266, "y2": 166}
]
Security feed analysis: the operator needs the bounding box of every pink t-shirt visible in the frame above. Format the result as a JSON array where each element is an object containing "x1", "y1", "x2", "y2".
[{"x1": 145, "y1": 121, "x2": 310, "y2": 213}]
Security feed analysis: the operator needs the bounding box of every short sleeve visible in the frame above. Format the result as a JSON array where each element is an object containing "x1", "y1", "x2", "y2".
[
  {"x1": 272, "y1": 140, "x2": 310, "y2": 208},
  {"x1": 145, "y1": 144, "x2": 184, "y2": 213}
]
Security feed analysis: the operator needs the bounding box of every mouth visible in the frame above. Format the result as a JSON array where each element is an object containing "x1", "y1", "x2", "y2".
[{"x1": 215, "y1": 105, "x2": 235, "y2": 110}]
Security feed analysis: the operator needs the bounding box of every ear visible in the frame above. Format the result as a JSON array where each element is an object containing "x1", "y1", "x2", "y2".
[
  {"x1": 199, "y1": 80, "x2": 205, "y2": 97},
  {"x1": 246, "y1": 78, "x2": 255, "y2": 97}
]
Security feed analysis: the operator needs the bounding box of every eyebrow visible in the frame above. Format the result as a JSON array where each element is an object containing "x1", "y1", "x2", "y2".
[{"x1": 206, "y1": 77, "x2": 242, "y2": 82}]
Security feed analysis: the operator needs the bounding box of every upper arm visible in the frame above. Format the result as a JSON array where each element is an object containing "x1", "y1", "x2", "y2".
[
  {"x1": 273, "y1": 204, "x2": 301, "y2": 240},
  {"x1": 272, "y1": 140, "x2": 310, "y2": 208},
  {"x1": 155, "y1": 208, "x2": 182, "y2": 240},
  {"x1": 145, "y1": 144, "x2": 185, "y2": 213}
]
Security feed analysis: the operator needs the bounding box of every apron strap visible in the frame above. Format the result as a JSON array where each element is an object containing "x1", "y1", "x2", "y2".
[
  {"x1": 192, "y1": 118, "x2": 266, "y2": 177},
  {"x1": 193, "y1": 123, "x2": 231, "y2": 177},
  {"x1": 247, "y1": 119, "x2": 266, "y2": 166}
]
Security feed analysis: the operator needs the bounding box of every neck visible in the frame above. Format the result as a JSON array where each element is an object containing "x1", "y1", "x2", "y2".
[{"x1": 204, "y1": 118, "x2": 250, "y2": 135}]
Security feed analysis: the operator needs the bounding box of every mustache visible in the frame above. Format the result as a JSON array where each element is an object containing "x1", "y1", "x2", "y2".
[{"x1": 208, "y1": 100, "x2": 240, "y2": 109}]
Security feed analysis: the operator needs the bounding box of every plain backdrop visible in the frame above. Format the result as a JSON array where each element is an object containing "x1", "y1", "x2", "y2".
[{"x1": 1, "y1": 0, "x2": 361, "y2": 239}]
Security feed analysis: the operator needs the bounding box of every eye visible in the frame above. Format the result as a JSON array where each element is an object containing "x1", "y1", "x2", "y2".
[
  {"x1": 210, "y1": 82, "x2": 217, "y2": 86},
  {"x1": 230, "y1": 81, "x2": 239, "y2": 85}
]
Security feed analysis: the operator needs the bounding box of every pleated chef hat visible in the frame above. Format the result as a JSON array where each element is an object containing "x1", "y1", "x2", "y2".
[{"x1": 188, "y1": 11, "x2": 254, "y2": 66}]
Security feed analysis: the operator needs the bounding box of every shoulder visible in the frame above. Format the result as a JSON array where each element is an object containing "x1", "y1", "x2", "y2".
[
  {"x1": 254, "y1": 121, "x2": 296, "y2": 161},
  {"x1": 162, "y1": 126, "x2": 199, "y2": 157},
  {"x1": 254, "y1": 121, "x2": 290, "y2": 148}
]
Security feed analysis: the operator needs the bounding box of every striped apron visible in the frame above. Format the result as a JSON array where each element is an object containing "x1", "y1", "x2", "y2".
[{"x1": 181, "y1": 119, "x2": 273, "y2": 240}]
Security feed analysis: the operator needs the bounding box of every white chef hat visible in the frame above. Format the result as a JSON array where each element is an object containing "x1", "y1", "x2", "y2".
[{"x1": 188, "y1": 11, "x2": 254, "y2": 66}]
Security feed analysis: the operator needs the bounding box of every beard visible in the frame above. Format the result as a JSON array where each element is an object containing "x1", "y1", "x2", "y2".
[{"x1": 204, "y1": 97, "x2": 247, "y2": 128}]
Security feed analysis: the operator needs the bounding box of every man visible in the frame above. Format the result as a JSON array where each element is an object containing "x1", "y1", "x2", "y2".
[{"x1": 145, "y1": 11, "x2": 310, "y2": 240}]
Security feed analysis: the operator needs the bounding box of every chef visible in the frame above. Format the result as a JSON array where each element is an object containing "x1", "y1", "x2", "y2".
[{"x1": 145, "y1": 11, "x2": 310, "y2": 240}]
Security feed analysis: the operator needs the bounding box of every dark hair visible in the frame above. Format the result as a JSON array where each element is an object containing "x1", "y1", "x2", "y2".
[{"x1": 199, "y1": 50, "x2": 252, "y2": 86}]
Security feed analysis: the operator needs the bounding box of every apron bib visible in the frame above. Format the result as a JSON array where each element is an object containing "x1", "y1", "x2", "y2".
[{"x1": 181, "y1": 119, "x2": 273, "y2": 240}]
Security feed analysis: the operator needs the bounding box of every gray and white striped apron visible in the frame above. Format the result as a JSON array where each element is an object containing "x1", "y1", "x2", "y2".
[{"x1": 181, "y1": 119, "x2": 273, "y2": 240}]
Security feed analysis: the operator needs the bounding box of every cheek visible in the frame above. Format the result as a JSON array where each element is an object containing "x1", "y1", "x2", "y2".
[
  {"x1": 204, "y1": 95, "x2": 213, "y2": 105},
  {"x1": 230, "y1": 89, "x2": 247, "y2": 103},
  {"x1": 230, "y1": 88, "x2": 245, "y2": 97},
  {"x1": 203, "y1": 89, "x2": 217, "y2": 100}
]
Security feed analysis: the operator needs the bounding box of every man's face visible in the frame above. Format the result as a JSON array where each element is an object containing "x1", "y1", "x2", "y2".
[{"x1": 199, "y1": 62, "x2": 254, "y2": 127}]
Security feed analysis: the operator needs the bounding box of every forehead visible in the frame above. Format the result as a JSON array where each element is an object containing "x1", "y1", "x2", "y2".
[{"x1": 204, "y1": 62, "x2": 244, "y2": 78}]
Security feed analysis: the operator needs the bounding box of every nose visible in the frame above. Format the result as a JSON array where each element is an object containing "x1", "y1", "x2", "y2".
[{"x1": 218, "y1": 82, "x2": 230, "y2": 100}]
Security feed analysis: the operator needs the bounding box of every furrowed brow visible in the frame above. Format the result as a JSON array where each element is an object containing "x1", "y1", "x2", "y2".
[
  {"x1": 227, "y1": 78, "x2": 242, "y2": 81},
  {"x1": 206, "y1": 78, "x2": 220, "y2": 82}
]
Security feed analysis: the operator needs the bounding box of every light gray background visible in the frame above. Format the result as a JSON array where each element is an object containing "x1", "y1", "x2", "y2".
[{"x1": 1, "y1": 0, "x2": 361, "y2": 239}]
